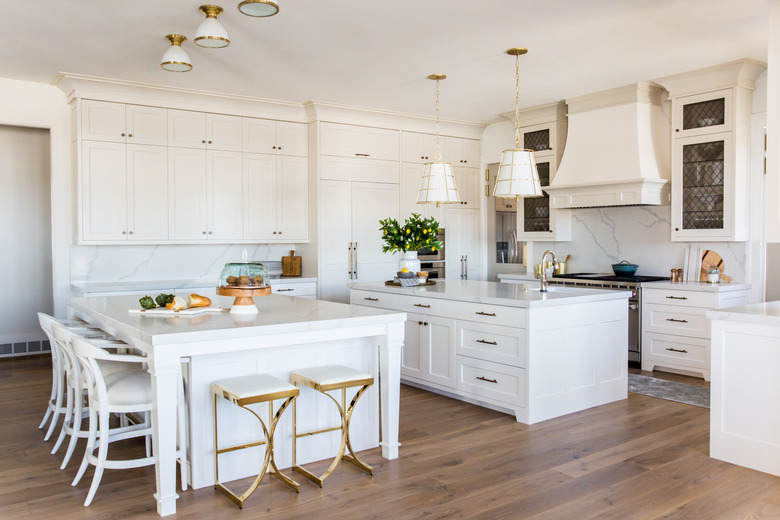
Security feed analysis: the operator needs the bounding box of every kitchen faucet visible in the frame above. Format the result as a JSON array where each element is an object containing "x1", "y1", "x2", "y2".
[{"x1": 539, "y1": 249, "x2": 559, "y2": 292}]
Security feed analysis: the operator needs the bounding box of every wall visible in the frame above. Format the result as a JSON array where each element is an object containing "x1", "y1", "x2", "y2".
[{"x1": 0, "y1": 79, "x2": 70, "y2": 318}]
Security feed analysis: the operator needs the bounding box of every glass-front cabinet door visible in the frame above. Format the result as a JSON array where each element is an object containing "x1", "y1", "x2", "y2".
[
  {"x1": 673, "y1": 89, "x2": 732, "y2": 138},
  {"x1": 672, "y1": 133, "x2": 733, "y2": 240}
]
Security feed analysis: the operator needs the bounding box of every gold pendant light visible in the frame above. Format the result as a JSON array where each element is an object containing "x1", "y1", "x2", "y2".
[
  {"x1": 417, "y1": 74, "x2": 460, "y2": 207},
  {"x1": 493, "y1": 48, "x2": 542, "y2": 200}
]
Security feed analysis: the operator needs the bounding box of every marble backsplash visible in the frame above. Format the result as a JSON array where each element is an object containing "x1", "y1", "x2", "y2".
[
  {"x1": 546, "y1": 205, "x2": 749, "y2": 282},
  {"x1": 70, "y1": 243, "x2": 301, "y2": 284}
]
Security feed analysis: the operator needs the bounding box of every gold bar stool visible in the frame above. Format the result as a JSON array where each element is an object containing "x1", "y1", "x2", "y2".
[
  {"x1": 290, "y1": 365, "x2": 374, "y2": 487},
  {"x1": 212, "y1": 374, "x2": 300, "y2": 508}
]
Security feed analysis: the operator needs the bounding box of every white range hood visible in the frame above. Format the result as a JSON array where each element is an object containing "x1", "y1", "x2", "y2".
[{"x1": 545, "y1": 82, "x2": 671, "y2": 209}]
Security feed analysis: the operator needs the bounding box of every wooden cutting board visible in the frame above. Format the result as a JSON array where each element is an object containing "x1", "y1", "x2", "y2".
[
  {"x1": 700, "y1": 249, "x2": 732, "y2": 282},
  {"x1": 281, "y1": 250, "x2": 302, "y2": 277}
]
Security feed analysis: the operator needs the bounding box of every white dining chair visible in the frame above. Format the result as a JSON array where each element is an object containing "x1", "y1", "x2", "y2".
[
  {"x1": 49, "y1": 324, "x2": 142, "y2": 470},
  {"x1": 37, "y1": 313, "x2": 105, "y2": 442},
  {"x1": 69, "y1": 334, "x2": 188, "y2": 507}
]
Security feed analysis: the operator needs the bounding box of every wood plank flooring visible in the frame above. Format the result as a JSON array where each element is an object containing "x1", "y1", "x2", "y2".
[{"x1": 2, "y1": 355, "x2": 780, "y2": 519}]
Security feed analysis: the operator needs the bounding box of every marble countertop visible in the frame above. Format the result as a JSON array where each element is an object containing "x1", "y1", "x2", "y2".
[
  {"x1": 642, "y1": 280, "x2": 751, "y2": 292},
  {"x1": 71, "y1": 277, "x2": 317, "y2": 294},
  {"x1": 707, "y1": 301, "x2": 780, "y2": 326},
  {"x1": 351, "y1": 279, "x2": 631, "y2": 308},
  {"x1": 69, "y1": 293, "x2": 403, "y2": 346}
]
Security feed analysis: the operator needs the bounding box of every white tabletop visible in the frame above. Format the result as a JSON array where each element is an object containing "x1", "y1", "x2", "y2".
[
  {"x1": 708, "y1": 301, "x2": 780, "y2": 326},
  {"x1": 643, "y1": 280, "x2": 751, "y2": 292}
]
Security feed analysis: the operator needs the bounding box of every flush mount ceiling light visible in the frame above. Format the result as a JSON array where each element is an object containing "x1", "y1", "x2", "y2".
[
  {"x1": 493, "y1": 48, "x2": 543, "y2": 200},
  {"x1": 195, "y1": 5, "x2": 230, "y2": 48},
  {"x1": 161, "y1": 34, "x2": 193, "y2": 72},
  {"x1": 417, "y1": 74, "x2": 460, "y2": 208},
  {"x1": 237, "y1": 0, "x2": 279, "y2": 17}
]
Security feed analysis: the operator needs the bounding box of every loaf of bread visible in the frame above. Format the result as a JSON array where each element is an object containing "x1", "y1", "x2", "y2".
[
  {"x1": 166, "y1": 295, "x2": 189, "y2": 311},
  {"x1": 189, "y1": 294, "x2": 211, "y2": 308}
]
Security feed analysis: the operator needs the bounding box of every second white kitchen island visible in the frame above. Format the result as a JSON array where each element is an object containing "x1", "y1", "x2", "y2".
[{"x1": 351, "y1": 279, "x2": 630, "y2": 424}]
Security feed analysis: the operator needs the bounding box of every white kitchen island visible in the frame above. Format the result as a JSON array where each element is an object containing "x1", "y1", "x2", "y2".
[
  {"x1": 68, "y1": 294, "x2": 405, "y2": 516},
  {"x1": 351, "y1": 279, "x2": 630, "y2": 424}
]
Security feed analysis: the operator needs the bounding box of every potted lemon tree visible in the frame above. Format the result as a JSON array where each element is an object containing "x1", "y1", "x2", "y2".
[{"x1": 379, "y1": 213, "x2": 443, "y2": 275}]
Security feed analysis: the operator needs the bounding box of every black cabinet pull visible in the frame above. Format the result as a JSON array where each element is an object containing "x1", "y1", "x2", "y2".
[
  {"x1": 666, "y1": 296, "x2": 688, "y2": 300},
  {"x1": 277, "y1": 288, "x2": 294, "y2": 292},
  {"x1": 418, "y1": 321, "x2": 423, "y2": 325},
  {"x1": 666, "y1": 347, "x2": 688, "y2": 353},
  {"x1": 364, "y1": 297, "x2": 378, "y2": 301},
  {"x1": 476, "y1": 339, "x2": 498, "y2": 345},
  {"x1": 355, "y1": 153, "x2": 371, "y2": 157},
  {"x1": 476, "y1": 376, "x2": 498, "y2": 384},
  {"x1": 476, "y1": 311, "x2": 496, "y2": 317},
  {"x1": 414, "y1": 303, "x2": 431, "y2": 308},
  {"x1": 666, "y1": 318, "x2": 688, "y2": 323}
]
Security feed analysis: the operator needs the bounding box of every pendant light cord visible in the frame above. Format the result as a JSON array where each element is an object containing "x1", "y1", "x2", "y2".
[
  {"x1": 435, "y1": 78, "x2": 442, "y2": 162},
  {"x1": 514, "y1": 52, "x2": 521, "y2": 149}
]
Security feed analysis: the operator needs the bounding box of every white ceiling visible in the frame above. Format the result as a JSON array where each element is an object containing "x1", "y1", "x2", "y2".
[{"x1": 1, "y1": 0, "x2": 769, "y2": 124}]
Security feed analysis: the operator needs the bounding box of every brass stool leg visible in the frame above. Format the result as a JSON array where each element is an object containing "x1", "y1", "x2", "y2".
[
  {"x1": 293, "y1": 384, "x2": 373, "y2": 487},
  {"x1": 214, "y1": 395, "x2": 299, "y2": 508}
]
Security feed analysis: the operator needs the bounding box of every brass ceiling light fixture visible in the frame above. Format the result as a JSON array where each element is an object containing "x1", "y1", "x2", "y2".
[
  {"x1": 237, "y1": 0, "x2": 279, "y2": 17},
  {"x1": 195, "y1": 5, "x2": 230, "y2": 48},
  {"x1": 493, "y1": 48, "x2": 542, "y2": 200},
  {"x1": 161, "y1": 34, "x2": 193, "y2": 72},
  {"x1": 417, "y1": 74, "x2": 460, "y2": 207}
]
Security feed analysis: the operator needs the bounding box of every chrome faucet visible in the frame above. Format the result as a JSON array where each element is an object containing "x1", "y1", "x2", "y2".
[{"x1": 540, "y1": 249, "x2": 559, "y2": 292}]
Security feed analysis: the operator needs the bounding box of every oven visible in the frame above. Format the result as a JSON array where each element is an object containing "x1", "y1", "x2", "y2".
[
  {"x1": 548, "y1": 273, "x2": 668, "y2": 368},
  {"x1": 417, "y1": 229, "x2": 445, "y2": 262},
  {"x1": 420, "y1": 261, "x2": 445, "y2": 279}
]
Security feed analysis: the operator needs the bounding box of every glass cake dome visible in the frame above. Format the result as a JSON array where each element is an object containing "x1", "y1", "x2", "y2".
[{"x1": 218, "y1": 262, "x2": 269, "y2": 287}]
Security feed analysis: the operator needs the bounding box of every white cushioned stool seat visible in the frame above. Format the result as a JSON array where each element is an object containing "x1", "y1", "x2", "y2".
[
  {"x1": 213, "y1": 374, "x2": 298, "y2": 405},
  {"x1": 290, "y1": 365, "x2": 373, "y2": 392}
]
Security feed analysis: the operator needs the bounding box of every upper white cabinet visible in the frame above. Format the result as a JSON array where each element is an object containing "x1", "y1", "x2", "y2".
[
  {"x1": 513, "y1": 104, "x2": 572, "y2": 242},
  {"x1": 81, "y1": 141, "x2": 168, "y2": 241},
  {"x1": 444, "y1": 137, "x2": 480, "y2": 167},
  {"x1": 168, "y1": 110, "x2": 243, "y2": 151},
  {"x1": 167, "y1": 148, "x2": 243, "y2": 240},
  {"x1": 656, "y1": 60, "x2": 765, "y2": 242},
  {"x1": 401, "y1": 132, "x2": 438, "y2": 163},
  {"x1": 453, "y1": 167, "x2": 481, "y2": 209},
  {"x1": 243, "y1": 153, "x2": 308, "y2": 241},
  {"x1": 320, "y1": 122, "x2": 399, "y2": 161},
  {"x1": 243, "y1": 118, "x2": 307, "y2": 157},
  {"x1": 81, "y1": 100, "x2": 167, "y2": 146}
]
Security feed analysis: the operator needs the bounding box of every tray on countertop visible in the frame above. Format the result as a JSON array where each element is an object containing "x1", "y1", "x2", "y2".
[{"x1": 129, "y1": 306, "x2": 226, "y2": 315}]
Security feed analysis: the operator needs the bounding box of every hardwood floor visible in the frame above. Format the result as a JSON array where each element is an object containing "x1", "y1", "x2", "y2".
[{"x1": 3, "y1": 354, "x2": 780, "y2": 519}]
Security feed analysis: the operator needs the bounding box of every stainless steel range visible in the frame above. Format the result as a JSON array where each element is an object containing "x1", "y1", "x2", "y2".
[{"x1": 548, "y1": 273, "x2": 669, "y2": 368}]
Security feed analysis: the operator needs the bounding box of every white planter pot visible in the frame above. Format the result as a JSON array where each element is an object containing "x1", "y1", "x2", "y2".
[{"x1": 398, "y1": 251, "x2": 421, "y2": 274}]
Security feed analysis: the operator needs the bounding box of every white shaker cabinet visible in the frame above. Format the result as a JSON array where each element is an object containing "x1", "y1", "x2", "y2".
[
  {"x1": 318, "y1": 180, "x2": 399, "y2": 303},
  {"x1": 243, "y1": 118, "x2": 307, "y2": 157},
  {"x1": 81, "y1": 100, "x2": 167, "y2": 146},
  {"x1": 243, "y1": 153, "x2": 308, "y2": 241},
  {"x1": 402, "y1": 313, "x2": 456, "y2": 387},
  {"x1": 444, "y1": 208, "x2": 482, "y2": 280},
  {"x1": 168, "y1": 110, "x2": 243, "y2": 151},
  {"x1": 81, "y1": 141, "x2": 168, "y2": 242},
  {"x1": 167, "y1": 148, "x2": 243, "y2": 241},
  {"x1": 453, "y1": 166, "x2": 481, "y2": 209},
  {"x1": 444, "y1": 136, "x2": 480, "y2": 167},
  {"x1": 319, "y1": 122, "x2": 399, "y2": 161}
]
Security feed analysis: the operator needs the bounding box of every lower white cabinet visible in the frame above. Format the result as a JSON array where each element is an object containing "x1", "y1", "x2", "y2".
[
  {"x1": 270, "y1": 280, "x2": 317, "y2": 299},
  {"x1": 455, "y1": 356, "x2": 526, "y2": 407},
  {"x1": 444, "y1": 208, "x2": 481, "y2": 280},
  {"x1": 402, "y1": 313, "x2": 456, "y2": 387},
  {"x1": 641, "y1": 283, "x2": 750, "y2": 380}
]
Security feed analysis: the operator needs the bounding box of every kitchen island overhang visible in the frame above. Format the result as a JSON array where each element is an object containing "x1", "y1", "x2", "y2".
[
  {"x1": 68, "y1": 294, "x2": 406, "y2": 517},
  {"x1": 351, "y1": 280, "x2": 630, "y2": 424}
]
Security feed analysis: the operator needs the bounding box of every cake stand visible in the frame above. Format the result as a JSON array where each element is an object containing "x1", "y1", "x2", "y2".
[{"x1": 216, "y1": 285, "x2": 272, "y2": 314}]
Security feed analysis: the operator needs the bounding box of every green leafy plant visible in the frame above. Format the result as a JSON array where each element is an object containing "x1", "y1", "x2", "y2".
[{"x1": 379, "y1": 213, "x2": 443, "y2": 254}]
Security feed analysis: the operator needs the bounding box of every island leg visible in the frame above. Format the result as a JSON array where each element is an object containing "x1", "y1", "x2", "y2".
[
  {"x1": 379, "y1": 321, "x2": 404, "y2": 459},
  {"x1": 148, "y1": 347, "x2": 182, "y2": 516}
]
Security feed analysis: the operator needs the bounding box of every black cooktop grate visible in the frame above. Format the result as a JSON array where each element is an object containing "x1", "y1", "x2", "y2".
[{"x1": 553, "y1": 273, "x2": 669, "y2": 283}]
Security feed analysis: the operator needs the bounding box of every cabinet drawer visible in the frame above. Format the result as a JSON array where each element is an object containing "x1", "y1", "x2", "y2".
[
  {"x1": 456, "y1": 356, "x2": 526, "y2": 406},
  {"x1": 642, "y1": 288, "x2": 715, "y2": 308},
  {"x1": 644, "y1": 332, "x2": 708, "y2": 369},
  {"x1": 271, "y1": 282, "x2": 317, "y2": 297},
  {"x1": 452, "y1": 302, "x2": 526, "y2": 328},
  {"x1": 643, "y1": 303, "x2": 709, "y2": 338},
  {"x1": 456, "y1": 322, "x2": 526, "y2": 368},
  {"x1": 393, "y1": 294, "x2": 455, "y2": 318},
  {"x1": 351, "y1": 290, "x2": 397, "y2": 309}
]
